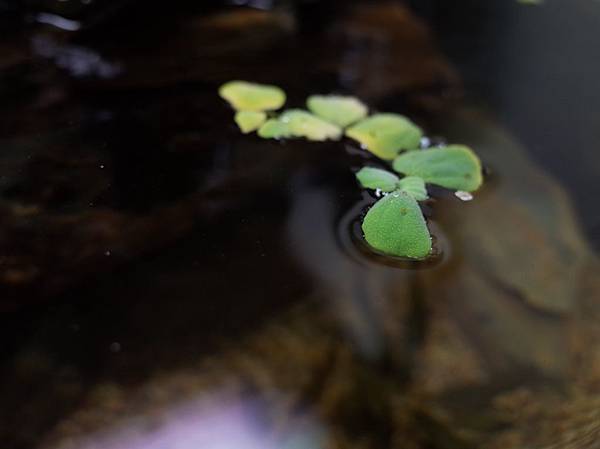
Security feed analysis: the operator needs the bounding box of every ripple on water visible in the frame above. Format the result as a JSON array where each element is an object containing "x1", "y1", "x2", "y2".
[{"x1": 336, "y1": 193, "x2": 449, "y2": 270}]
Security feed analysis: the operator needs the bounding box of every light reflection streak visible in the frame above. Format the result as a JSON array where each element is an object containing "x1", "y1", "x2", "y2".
[
  {"x1": 36, "y1": 13, "x2": 81, "y2": 31},
  {"x1": 51, "y1": 395, "x2": 323, "y2": 449}
]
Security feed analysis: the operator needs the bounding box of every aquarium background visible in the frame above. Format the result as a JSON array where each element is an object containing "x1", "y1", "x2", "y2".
[{"x1": 1, "y1": 1, "x2": 600, "y2": 448}]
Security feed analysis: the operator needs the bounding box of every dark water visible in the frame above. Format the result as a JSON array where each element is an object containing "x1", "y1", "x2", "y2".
[{"x1": 1, "y1": 1, "x2": 600, "y2": 449}]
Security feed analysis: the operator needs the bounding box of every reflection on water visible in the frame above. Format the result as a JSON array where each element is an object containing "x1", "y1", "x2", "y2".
[
  {"x1": 48, "y1": 392, "x2": 324, "y2": 449},
  {"x1": 35, "y1": 13, "x2": 81, "y2": 32},
  {"x1": 32, "y1": 36, "x2": 121, "y2": 78},
  {"x1": 1, "y1": 1, "x2": 600, "y2": 449}
]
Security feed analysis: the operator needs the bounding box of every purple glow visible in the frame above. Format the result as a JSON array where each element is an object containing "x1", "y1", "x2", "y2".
[{"x1": 51, "y1": 395, "x2": 323, "y2": 449}]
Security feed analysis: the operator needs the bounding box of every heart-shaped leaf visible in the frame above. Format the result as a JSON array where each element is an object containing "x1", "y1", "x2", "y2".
[
  {"x1": 355, "y1": 167, "x2": 400, "y2": 192},
  {"x1": 280, "y1": 110, "x2": 342, "y2": 141},
  {"x1": 397, "y1": 176, "x2": 428, "y2": 201},
  {"x1": 219, "y1": 81, "x2": 286, "y2": 111},
  {"x1": 362, "y1": 191, "x2": 432, "y2": 259},
  {"x1": 392, "y1": 145, "x2": 483, "y2": 192},
  {"x1": 257, "y1": 118, "x2": 292, "y2": 139},
  {"x1": 345, "y1": 113, "x2": 423, "y2": 160},
  {"x1": 234, "y1": 111, "x2": 267, "y2": 134},
  {"x1": 307, "y1": 95, "x2": 368, "y2": 128}
]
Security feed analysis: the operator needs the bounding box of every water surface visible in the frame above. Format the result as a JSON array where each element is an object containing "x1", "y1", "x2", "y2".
[{"x1": 1, "y1": 2, "x2": 600, "y2": 448}]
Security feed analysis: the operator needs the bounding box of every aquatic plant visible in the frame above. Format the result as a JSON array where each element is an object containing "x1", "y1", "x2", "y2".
[
  {"x1": 258, "y1": 118, "x2": 292, "y2": 139},
  {"x1": 279, "y1": 109, "x2": 342, "y2": 141},
  {"x1": 307, "y1": 95, "x2": 368, "y2": 128},
  {"x1": 219, "y1": 81, "x2": 484, "y2": 259},
  {"x1": 355, "y1": 168, "x2": 428, "y2": 201},
  {"x1": 355, "y1": 167, "x2": 401, "y2": 193},
  {"x1": 219, "y1": 81, "x2": 286, "y2": 112},
  {"x1": 361, "y1": 191, "x2": 432, "y2": 259},
  {"x1": 235, "y1": 111, "x2": 267, "y2": 134},
  {"x1": 257, "y1": 110, "x2": 342, "y2": 141},
  {"x1": 392, "y1": 145, "x2": 482, "y2": 192},
  {"x1": 397, "y1": 176, "x2": 429, "y2": 201},
  {"x1": 345, "y1": 114, "x2": 423, "y2": 160}
]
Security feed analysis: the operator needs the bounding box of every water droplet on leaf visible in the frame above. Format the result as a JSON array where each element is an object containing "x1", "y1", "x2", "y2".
[{"x1": 455, "y1": 190, "x2": 474, "y2": 201}]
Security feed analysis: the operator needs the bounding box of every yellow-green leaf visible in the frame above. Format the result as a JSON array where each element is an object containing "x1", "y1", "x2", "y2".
[
  {"x1": 234, "y1": 111, "x2": 267, "y2": 133},
  {"x1": 362, "y1": 191, "x2": 432, "y2": 259},
  {"x1": 355, "y1": 167, "x2": 400, "y2": 192},
  {"x1": 280, "y1": 109, "x2": 342, "y2": 141},
  {"x1": 306, "y1": 95, "x2": 368, "y2": 128},
  {"x1": 345, "y1": 113, "x2": 423, "y2": 160},
  {"x1": 392, "y1": 145, "x2": 483, "y2": 192},
  {"x1": 257, "y1": 118, "x2": 292, "y2": 139},
  {"x1": 219, "y1": 81, "x2": 286, "y2": 112},
  {"x1": 397, "y1": 176, "x2": 428, "y2": 201}
]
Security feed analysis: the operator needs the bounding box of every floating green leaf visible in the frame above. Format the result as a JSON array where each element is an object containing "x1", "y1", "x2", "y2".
[
  {"x1": 345, "y1": 113, "x2": 423, "y2": 160},
  {"x1": 398, "y1": 176, "x2": 428, "y2": 201},
  {"x1": 234, "y1": 111, "x2": 266, "y2": 134},
  {"x1": 219, "y1": 81, "x2": 286, "y2": 112},
  {"x1": 392, "y1": 145, "x2": 483, "y2": 192},
  {"x1": 280, "y1": 109, "x2": 342, "y2": 141},
  {"x1": 306, "y1": 95, "x2": 368, "y2": 128},
  {"x1": 257, "y1": 118, "x2": 292, "y2": 139},
  {"x1": 355, "y1": 167, "x2": 400, "y2": 192},
  {"x1": 217, "y1": 82, "x2": 486, "y2": 263},
  {"x1": 362, "y1": 191, "x2": 432, "y2": 259}
]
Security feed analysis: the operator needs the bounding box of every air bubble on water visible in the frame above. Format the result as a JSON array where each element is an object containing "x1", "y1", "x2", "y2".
[
  {"x1": 104, "y1": 250, "x2": 111, "y2": 256},
  {"x1": 455, "y1": 191, "x2": 474, "y2": 201}
]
